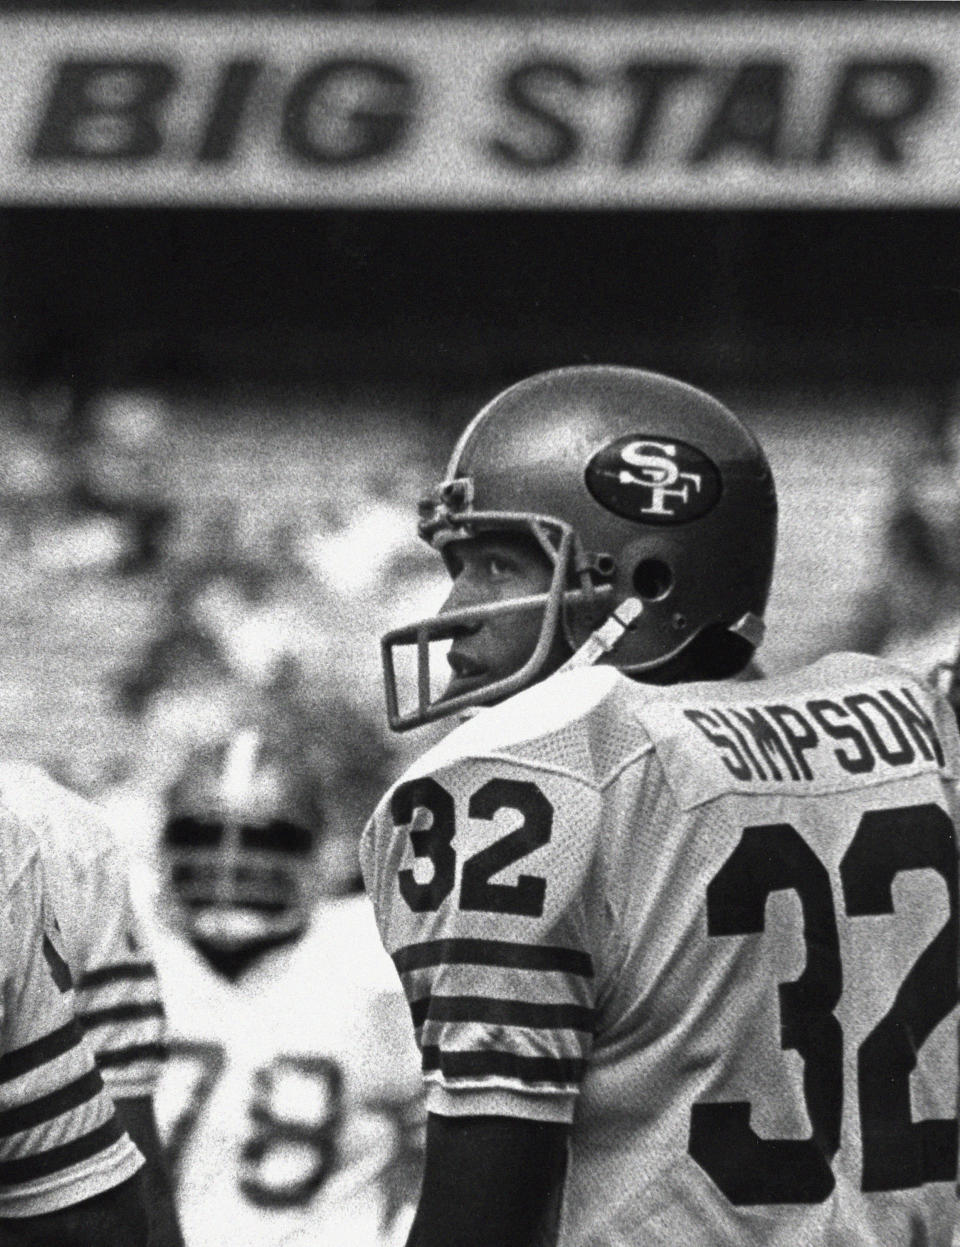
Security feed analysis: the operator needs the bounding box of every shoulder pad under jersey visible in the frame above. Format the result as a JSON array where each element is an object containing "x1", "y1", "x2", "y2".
[{"x1": 397, "y1": 665, "x2": 655, "y2": 791}]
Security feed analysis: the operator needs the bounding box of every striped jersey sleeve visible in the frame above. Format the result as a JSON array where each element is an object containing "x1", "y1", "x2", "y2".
[
  {"x1": 361, "y1": 752, "x2": 603, "y2": 1125},
  {"x1": 0, "y1": 820, "x2": 143, "y2": 1216},
  {"x1": 70, "y1": 847, "x2": 166, "y2": 1100},
  {"x1": 0, "y1": 765, "x2": 167, "y2": 1099}
]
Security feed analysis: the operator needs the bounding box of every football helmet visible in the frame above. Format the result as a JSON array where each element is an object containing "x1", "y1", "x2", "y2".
[
  {"x1": 161, "y1": 727, "x2": 326, "y2": 958},
  {"x1": 383, "y1": 365, "x2": 777, "y2": 730}
]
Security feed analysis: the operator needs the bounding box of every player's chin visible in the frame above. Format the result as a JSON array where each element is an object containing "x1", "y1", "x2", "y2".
[{"x1": 439, "y1": 671, "x2": 491, "y2": 702}]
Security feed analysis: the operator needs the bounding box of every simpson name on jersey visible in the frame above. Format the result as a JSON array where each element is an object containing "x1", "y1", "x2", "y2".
[{"x1": 362, "y1": 651, "x2": 960, "y2": 1247}]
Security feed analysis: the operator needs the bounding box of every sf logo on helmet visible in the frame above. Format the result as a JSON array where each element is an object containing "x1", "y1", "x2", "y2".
[
  {"x1": 619, "y1": 441, "x2": 704, "y2": 517},
  {"x1": 586, "y1": 434, "x2": 722, "y2": 526}
]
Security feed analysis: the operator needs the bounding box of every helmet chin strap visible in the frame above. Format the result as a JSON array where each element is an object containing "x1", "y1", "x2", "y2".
[
  {"x1": 472, "y1": 600, "x2": 762, "y2": 697},
  {"x1": 561, "y1": 605, "x2": 767, "y2": 679},
  {"x1": 456, "y1": 598, "x2": 761, "y2": 719},
  {"x1": 558, "y1": 597, "x2": 644, "y2": 672}
]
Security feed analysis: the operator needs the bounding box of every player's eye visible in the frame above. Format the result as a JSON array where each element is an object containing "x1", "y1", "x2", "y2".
[{"x1": 485, "y1": 553, "x2": 514, "y2": 578}]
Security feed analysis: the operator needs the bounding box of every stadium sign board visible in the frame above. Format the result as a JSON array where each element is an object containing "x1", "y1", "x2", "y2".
[{"x1": 7, "y1": 12, "x2": 960, "y2": 206}]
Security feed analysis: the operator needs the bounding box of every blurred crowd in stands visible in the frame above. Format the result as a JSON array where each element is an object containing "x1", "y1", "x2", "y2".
[{"x1": 0, "y1": 380, "x2": 447, "y2": 883}]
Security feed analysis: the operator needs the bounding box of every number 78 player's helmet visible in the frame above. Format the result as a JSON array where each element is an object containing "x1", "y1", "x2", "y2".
[
  {"x1": 161, "y1": 728, "x2": 326, "y2": 961},
  {"x1": 382, "y1": 366, "x2": 778, "y2": 730}
]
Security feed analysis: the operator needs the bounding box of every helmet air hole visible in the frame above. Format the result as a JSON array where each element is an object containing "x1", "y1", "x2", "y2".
[{"x1": 633, "y1": 558, "x2": 673, "y2": 601}]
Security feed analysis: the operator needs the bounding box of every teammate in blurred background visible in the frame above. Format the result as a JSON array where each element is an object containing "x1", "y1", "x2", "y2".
[
  {"x1": 140, "y1": 720, "x2": 424, "y2": 1247},
  {"x1": 832, "y1": 410, "x2": 960, "y2": 736},
  {"x1": 0, "y1": 759, "x2": 184, "y2": 1247},
  {"x1": 363, "y1": 365, "x2": 960, "y2": 1247},
  {"x1": 834, "y1": 401, "x2": 960, "y2": 700},
  {"x1": 0, "y1": 799, "x2": 149, "y2": 1245}
]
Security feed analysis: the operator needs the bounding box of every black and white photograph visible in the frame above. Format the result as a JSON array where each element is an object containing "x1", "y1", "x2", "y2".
[{"x1": 0, "y1": 1, "x2": 956, "y2": 1244}]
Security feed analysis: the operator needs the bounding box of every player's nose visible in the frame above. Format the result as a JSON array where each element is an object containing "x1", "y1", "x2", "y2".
[
  {"x1": 441, "y1": 576, "x2": 486, "y2": 633},
  {"x1": 439, "y1": 574, "x2": 485, "y2": 620}
]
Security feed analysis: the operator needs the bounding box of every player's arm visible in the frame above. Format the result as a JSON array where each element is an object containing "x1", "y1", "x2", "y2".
[
  {"x1": 0, "y1": 1170, "x2": 147, "y2": 1246},
  {"x1": 362, "y1": 755, "x2": 602, "y2": 1247},
  {"x1": 111, "y1": 1097, "x2": 184, "y2": 1247},
  {"x1": 71, "y1": 839, "x2": 180, "y2": 1247},
  {"x1": 406, "y1": 1113, "x2": 568, "y2": 1247},
  {"x1": 0, "y1": 834, "x2": 146, "y2": 1238}
]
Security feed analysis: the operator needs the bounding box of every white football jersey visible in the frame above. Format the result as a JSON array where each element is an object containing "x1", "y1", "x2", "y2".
[
  {"x1": 0, "y1": 762, "x2": 166, "y2": 1101},
  {"x1": 363, "y1": 652, "x2": 960, "y2": 1247},
  {"x1": 149, "y1": 893, "x2": 424, "y2": 1247},
  {"x1": 0, "y1": 799, "x2": 144, "y2": 1215}
]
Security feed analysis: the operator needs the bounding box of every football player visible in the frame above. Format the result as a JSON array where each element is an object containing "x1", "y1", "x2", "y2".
[
  {"x1": 362, "y1": 366, "x2": 960, "y2": 1247},
  {"x1": 0, "y1": 799, "x2": 149, "y2": 1244},
  {"x1": 842, "y1": 434, "x2": 960, "y2": 659},
  {"x1": 146, "y1": 725, "x2": 424, "y2": 1247},
  {"x1": 0, "y1": 760, "x2": 183, "y2": 1247}
]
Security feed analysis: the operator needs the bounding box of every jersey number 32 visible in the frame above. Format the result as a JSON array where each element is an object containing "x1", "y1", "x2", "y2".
[{"x1": 690, "y1": 801, "x2": 958, "y2": 1205}]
